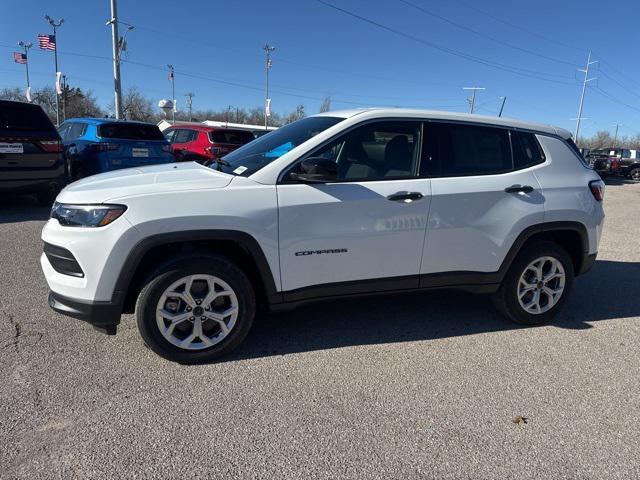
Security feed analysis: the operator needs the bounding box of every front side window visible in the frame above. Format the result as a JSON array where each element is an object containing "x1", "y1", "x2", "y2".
[
  {"x1": 164, "y1": 129, "x2": 176, "y2": 142},
  {"x1": 289, "y1": 121, "x2": 420, "y2": 182},
  {"x1": 214, "y1": 116, "x2": 344, "y2": 176},
  {"x1": 421, "y1": 123, "x2": 511, "y2": 177}
]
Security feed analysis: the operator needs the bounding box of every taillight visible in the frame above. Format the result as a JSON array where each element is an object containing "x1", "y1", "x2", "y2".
[
  {"x1": 89, "y1": 142, "x2": 119, "y2": 152},
  {"x1": 39, "y1": 140, "x2": 63, "y2": 153},
  {"x1": 589, "y1": 180, "x2": 605, "y2": 202}
]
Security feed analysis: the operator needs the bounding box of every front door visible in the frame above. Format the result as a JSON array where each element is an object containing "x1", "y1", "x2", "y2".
[{"x1": 277, "y1": 121, "x2": 431, "y2": 296}]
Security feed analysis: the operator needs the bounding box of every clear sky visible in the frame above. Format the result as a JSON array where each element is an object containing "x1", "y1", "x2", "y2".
[{"x1": 1, "y1": 0, "x2": 640, "y2": 138}]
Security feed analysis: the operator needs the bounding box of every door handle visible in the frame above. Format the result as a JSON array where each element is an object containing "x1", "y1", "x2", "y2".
[
  {"x1": 505, "y1": 184, "x2": 534, "y2": 194},
  {"x1": 386, "y1": 191, "x2": 424, "y2": 203}
]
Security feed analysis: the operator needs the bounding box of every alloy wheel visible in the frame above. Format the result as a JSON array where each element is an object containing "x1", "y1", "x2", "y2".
[
  {"x1": 517, "y1": 256, "x2": 566, "y2": 315},
  {"x1": 156, "y1": 274, "x2": 238, "y2": 350}
]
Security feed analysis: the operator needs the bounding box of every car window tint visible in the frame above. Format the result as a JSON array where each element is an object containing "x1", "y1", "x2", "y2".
[
  {"x1": 98, "y1": 123, "x2": 165, "y2": 141},
  {"x1": 68, "y1": 122, "x2": 86, "y2": 140},
  {"x1": 209, "y1": 130, "x2": 255, "y2": 145},
  {"x1": 295, "y1": 121, "x2": 420, "y2": 181},
  {"x1": 173, "y1": 129, "x2": 193, "y2": 143},
  {"x1": 422, "y1": 123, "x2": 512, "y2": 177},
  {"x1": 0, "y1": 102, "x2": 58, "y2": 135},
  {"x1": 57, "y1": 123, "x2": 71, "y2": 141},
  {"x1": 164, "y1": 129, "x2": 176, "y2": 142},
  {"x1": 512, "y1": 131, "x2": 545, "y2": 169}
]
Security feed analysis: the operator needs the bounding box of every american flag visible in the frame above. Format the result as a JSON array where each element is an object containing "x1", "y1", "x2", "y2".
[
  {"x1": 38, "y1": 34, "x2": 56, "y2": 51},
  {"x1": 13, "y1": 52, "x2": 27, "y2": 64}
]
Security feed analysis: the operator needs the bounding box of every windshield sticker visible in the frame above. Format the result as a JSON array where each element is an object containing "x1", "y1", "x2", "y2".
[{"x1": 233, "y1": 166, "x2": 248, "y2": 175}]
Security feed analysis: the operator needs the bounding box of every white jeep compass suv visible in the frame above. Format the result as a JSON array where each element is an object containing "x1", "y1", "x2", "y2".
[{"x1": 41, "y1": 109, "x2": 605, "y2": 363}]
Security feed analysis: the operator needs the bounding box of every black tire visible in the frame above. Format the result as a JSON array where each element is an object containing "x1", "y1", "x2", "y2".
[
  {"x1": 492, "y1": 241, "x2": 574, "y2": 325},
  {"x1": 629, "y1": 167, "x2": 640, "y2": 182},
  {"x1": 135, "y1": 255, "x2": 256, "y2": 363}
]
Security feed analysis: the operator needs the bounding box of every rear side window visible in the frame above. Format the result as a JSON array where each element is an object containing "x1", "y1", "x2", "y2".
[
  {"x1": 0, "y1": 102, "x2": 57, "y2": 135},
  {"x1": 67, "y1": 122, "x2": 87, "y2": 140},
  {"x1": 512, "y1": 131, "x2": 545, "y2": 169},
  {"x1": 209, "y1": 130, "x2": 255, "y2": 145},
  {"x1": 98, "y1": 123, "x2": 165, "y2": 141},
  {"x1": 421, "y1": 123, "x2": 511, "y2": 177},
  {"x1": 173, "y1": 129, "x2": 195, "y2": 143}
]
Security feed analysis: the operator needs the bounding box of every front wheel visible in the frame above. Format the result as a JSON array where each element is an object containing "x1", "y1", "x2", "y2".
[
  {"x1": 493, "y1": 241, "x2": 574, "y2": 325},
  {"x1": 629, "y1": 167, "x2": 640, "y2": 182},
  {"x1": 135, "y1": 255, "x2": 256, "y2": 363}
]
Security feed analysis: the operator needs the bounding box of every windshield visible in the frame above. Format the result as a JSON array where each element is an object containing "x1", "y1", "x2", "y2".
[{"x1": 213, "y1": 116, "x2": 344, "y2": 176}]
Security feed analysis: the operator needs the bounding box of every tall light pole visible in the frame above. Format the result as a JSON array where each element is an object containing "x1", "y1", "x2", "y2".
[
  {"x1": 167, "y1": 64, "x2": 175, "y2": 123},
  {"x1": 185, "y1": 92, "x2": 195, "y2": 122},
  {"x1": 574, "y1": 51, "x2": 597, "y2": 146},
  {"x1": 263, "y1": 44, "x2": 275, "y2": 130},
  {"x1": 613, "y1": 123, "x2": 621, "y2": 147},
  {"x1": 18, "y1": 41, "x2": 32, "y2": 102},
  {"x1": 226, "y1": 105, "x2": 237, "y2": 126},
  {"x1": 45, "y1": 15, "x2": 64, "y2": 126},
  {"x1": 463, "y1": 87, "x2": 485, "y2": 114}
]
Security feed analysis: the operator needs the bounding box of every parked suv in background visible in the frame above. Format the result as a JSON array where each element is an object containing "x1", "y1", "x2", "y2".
[
  {"x1": 0, "y1": 100, "x2": 65, "y2": 205},
  {"x1": 163, "y1": 125, "x2": 255, "y2": 164},
  {"x1": 58, "y1": 118, "x2": 173, "y2": 180},
  {"x1": 41, "y1": 109, "x2": 605, "y2": 363}
]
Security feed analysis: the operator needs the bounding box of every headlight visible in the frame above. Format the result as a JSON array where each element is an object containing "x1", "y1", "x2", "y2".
[{"x1": 50, "y1": 203, "x2": 127, "y2": 227}]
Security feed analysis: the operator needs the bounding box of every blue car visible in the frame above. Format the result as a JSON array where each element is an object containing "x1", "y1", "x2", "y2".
[{"x1": 58, "y1": 118, "x2": 174, "y2": 180}]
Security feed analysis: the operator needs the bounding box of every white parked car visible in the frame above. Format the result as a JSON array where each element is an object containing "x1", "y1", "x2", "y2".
[{"x1": 41, "y1": 109, "x2": 605, "y2": 363}]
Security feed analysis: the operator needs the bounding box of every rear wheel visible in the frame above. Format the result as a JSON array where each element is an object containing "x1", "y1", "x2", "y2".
[
  {"x1": 135, "y1": 255, "x2": 256, "y2": 363},
  {"x1": 493, "y1": 241, "x2": 574, "y2": 325}
]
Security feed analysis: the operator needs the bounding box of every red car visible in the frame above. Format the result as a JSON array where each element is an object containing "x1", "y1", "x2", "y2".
[{"x1": 163, "y1": 125, "x2": 255, "y2": 164}]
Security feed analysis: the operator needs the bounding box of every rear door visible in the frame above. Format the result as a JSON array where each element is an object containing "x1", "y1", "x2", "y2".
[
  {"x1": 420, "y1": 122, "x2": 545, "y2": 278},
  {"x1": 0, "y1": 102, "x2": 63, "y2": 180},
  {"x1": 171, "y1": 129, "x2": 196, "y2": 160},
  {"x1": 97, "y1": 122, "x2": 170, "y2": 167}
]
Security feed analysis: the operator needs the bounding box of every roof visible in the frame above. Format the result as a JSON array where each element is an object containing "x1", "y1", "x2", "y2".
[
  {"x1": 64, "y1": 117, "x2": 158, "y2": 126},
  {"x1": 316, "y1": 108, "x2": 571, "y2": 139}
]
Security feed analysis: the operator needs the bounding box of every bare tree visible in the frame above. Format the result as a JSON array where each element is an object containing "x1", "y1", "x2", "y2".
[
  {"x1": 319, "y1": 96, "x2": 331, "y2": 113},
  {"x1": 110, "y1": 87, "x2": 155, "y2": 121}
]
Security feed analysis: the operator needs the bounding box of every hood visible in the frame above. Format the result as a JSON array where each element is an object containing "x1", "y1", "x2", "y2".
[{"x1": 57, "y1": 162, "x2": 234, "y2": 204}]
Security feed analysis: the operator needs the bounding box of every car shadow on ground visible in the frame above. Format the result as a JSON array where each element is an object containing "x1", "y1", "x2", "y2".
[
  {"x1": 0, "y1": 194, "x2": 51, "y2": 224},
  {"x1": 604, "y1": 176, "x2": 637, "y2": 187},
  {"x1": 226, "y1": 259, "x2": 640, "y2": 362}
]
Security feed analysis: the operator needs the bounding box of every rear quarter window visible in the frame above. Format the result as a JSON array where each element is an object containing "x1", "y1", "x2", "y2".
[
  {"x1": 209, "y1": 130, "x2": 255, "y2": 144},
  {"x1": 98, "y1": 123, "x2": 165, "y2": 141},
  {"x1": 512, "y1": 131, "x2": 545, "y2": 169}
]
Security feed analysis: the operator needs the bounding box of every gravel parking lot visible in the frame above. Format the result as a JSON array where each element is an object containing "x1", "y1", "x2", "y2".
[{"x1": 1, "y1": 180, "x2": 639, "y2": 479}]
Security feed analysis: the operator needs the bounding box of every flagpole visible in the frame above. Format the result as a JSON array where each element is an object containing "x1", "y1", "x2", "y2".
[
  {"x1": 18, "y1": 41, "x2": 32, "y2": 102},
  {"x1": 45, "y1": 15, "x2": 64, "y2": 127}
]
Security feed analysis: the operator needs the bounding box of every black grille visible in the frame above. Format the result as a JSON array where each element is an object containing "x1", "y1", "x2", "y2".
[{"x1": 44, "y1": 243, "x2": 84, "y2": 277}]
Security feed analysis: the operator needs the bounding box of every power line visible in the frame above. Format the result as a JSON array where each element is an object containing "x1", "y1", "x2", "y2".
[
  {"x1": 315, "y1": 0, "x2": 578, "y2": 85},
  {"x1": 397, "y1": 0, "x2": 581, "y2": 67},
  {"x1": 451, "y1": 0, "x2": 586, "y2": 53}
]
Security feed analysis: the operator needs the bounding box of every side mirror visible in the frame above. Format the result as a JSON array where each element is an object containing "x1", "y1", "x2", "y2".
[{"x1": 289, "y1": 157, "x2": 338, "y2": 183}]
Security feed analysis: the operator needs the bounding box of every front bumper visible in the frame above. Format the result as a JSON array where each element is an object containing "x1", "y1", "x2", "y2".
[{"x1": 48, "y1": 291, "x2": 123, "y2": 334}]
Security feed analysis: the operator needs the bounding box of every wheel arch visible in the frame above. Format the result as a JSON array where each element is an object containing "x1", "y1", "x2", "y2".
[
  {"x1": 499, "y1": 221, "x2": 590, "y2": 279},
  {"x1": 115, "y1": 230, "x2": 282, "y2": 314}
]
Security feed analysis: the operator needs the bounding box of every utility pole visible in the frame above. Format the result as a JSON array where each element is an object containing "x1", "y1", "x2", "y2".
[
  {"x1": 61, "y1": 74, "x2": 67, "y2": 121},
  {"x1": 498, "y1": 96, "x2": 507, "y2": 117},
  {"x1": 574, "y1": 51, "x2": 598, "y2": 145},
  {"x1": 613, "y1": 123, "x2": 621, "y2": 146},
  {"x1": 45, "y1": 15, "x2": 64, "y2": 126},
  {"x1": 167, "y1": 64, "x2": 175, "y2": 123},
  {"x1": 185, "y1": 93, "x2": 194, "y2": 122},
  {"x1": 17, "y1": 41, "x2": 32, "y2": 102},
  {"x1": 463, "y1": 87, "x2": 485, "y2": 114},
  {"x1": 106, "y1": 2, "x2": 133, "y2": 120},
  {"x1": 263, "y1": 44, "x2": 275, "y2": 130},
  {"x1": 226, "y1": 105, "x2": 237, "y2": 126}
]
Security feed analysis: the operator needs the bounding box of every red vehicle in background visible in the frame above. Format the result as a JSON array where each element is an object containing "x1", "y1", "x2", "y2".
[{"x1": 163, "y1": 125, "x2": 255, "y2": 164}]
